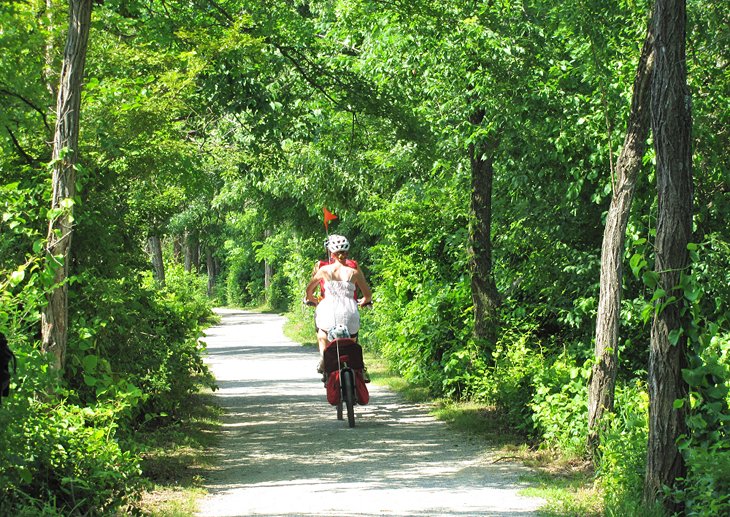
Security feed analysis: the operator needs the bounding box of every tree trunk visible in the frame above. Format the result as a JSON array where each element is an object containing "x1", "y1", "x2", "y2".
[
  {"x1": 264, "y1": 229, "x2": 272, "y2": 300},
  {"x1": 468, "y1": 109, "x2": 500, "y2": 353},
  {"x1": 173, "y1": 235, "x2": 183, "y2": 263},
  {"x1": 184, "y1": 230, "x2": 199, "y2": 273},
  {"x1": 147, "y1": 235, "x2": 165, "y2": 286},
  {"x1": 588, "y1": 30, "x2": 655, "y2": 452},
  {"x1": 43, "y1": 0, "x2": 58, "y2": 100},
  {"x1": 644, "y1": 0, "x2": 692, "y2": 508},
  {"x1": 206, "y1": 247, "x2": 216, "y2": 297},
  {"x1": 41, "y1": 0, "x2": 93, "y2": 371},
  {"x1": 264, "y1": 261, "x2": 272, "y2": 293}
]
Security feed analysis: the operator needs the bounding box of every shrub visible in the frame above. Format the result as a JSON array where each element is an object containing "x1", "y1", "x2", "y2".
[
  {"x1": 224, "y1": 247, "x2": 261, "y2": 307},
  {"x1": 65, "y1": 268, "x2": 215, "y2": 424},
  {"x1": 674, "y1": 330, "x2": 730, "y2": 515},
  {"x1": 0, "y1": 346, "x2": 142, "y2": 516},
  {"x1": 530, "y1": 351, "x2": 591, "y2": 456},
  {"x1": 268, "y1": 270, "x2": 290, "y2": 312},
  {"x1": 598, "y1": 380, "x2": 651, "y2": 514},
  {"x1": 486, "y1": 325, "x2": 544, "y2": 433}
]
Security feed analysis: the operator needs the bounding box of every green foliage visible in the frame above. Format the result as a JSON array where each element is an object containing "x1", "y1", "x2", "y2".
[
  {"x1": 0, "y1": 405, "x2": 141, "y2": 515},
  {"x1": 598, "y1": 380, "x2": 651, "y2": 514},
  {"x1": 225, "y1": 243, "x2": 264, "y2": 307},
  {"x1": 485, "y1": 325, "x2": 545, "y2": 432},
  {"x1": 0, "y1": 345, "x2": 142, "y2": 515},
  {"x1": 676, "y1": 444, "x2": 730, "y2": 517},
  {"x1": 2, "y1": 177, "x2": 214, "y2": 511},
  {"x1": 674, "y1": 329, "x2": 730, "y2": 516},
  {"x1": 531, "y1": 352, "x2": 591, "y2": 456},
  {"x1": 1, "y1": 0, "x2": 728, "y2": 512},
  {"x1": 65, "y1": 266, "x2": 215, "y2": 423}
]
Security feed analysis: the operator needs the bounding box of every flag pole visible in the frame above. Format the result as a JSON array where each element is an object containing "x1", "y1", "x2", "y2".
[{"x1": 323, "y1": 206, "x2": 338, "y2": 262}]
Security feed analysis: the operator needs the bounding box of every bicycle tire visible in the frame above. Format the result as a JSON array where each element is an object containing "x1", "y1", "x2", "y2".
[{"x1": 342, "y1": 369, "x2": 356, "y2": 428}]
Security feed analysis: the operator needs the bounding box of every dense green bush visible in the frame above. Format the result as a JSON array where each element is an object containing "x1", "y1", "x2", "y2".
[
  {"x1": 268, "y1": 270, "x2": 291, "y2": 312},
  {"x1": 1, "y1": 206, "x2": 215, "y2": 514},
  {"x1": 65, "y1": 267, "x2": 216, "y2": 423},
  {"x1": 675, "y1": 330, "x2": 730, "y2": 515},
  {"x1": 530, "y1": 351, "x2": 591, "y2": 455},
  {"x1": 0, "y1": 404, "x2": 142, "y2": 515},
  {"x1": 598, "y1": 380, "x2": 651, "y2": 515},
  {"x1": 0, "y1": 343, "x2": 143, "y2": 516},
  {"x1": 486, "y1": 325, "x2": 544, "y2": 433},
  {"x1": 225, "y1": 246, "x2": 263, "y2": 307}
]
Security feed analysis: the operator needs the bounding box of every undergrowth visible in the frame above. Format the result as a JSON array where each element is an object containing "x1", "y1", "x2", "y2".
[{"x1": 134, "y1": 392, "x2": 222, "y2": 516}]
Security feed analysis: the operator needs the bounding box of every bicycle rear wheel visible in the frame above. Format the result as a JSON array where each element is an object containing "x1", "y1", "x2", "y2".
[{"x1": 341, "y1": 369, "x2": 356, "y2": 428}]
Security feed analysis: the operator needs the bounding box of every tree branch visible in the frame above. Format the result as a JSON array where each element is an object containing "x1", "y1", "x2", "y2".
[
  {"x1": 0, "y1": 87, "x2": 52, "y2": 132},
  {"x1": 205, "y1": 0, "x2": 235, "y2": 24},
  {"x1": 4, "y1": 125, "x2": 40, "y2": 166},
  {"x1": 275, "y1": 45, "x2": 344, "y2": 109}
]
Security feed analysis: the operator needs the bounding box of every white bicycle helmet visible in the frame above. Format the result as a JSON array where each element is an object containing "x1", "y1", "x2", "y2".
[{"x1": 327, "y1": 234, "x2": 350, "y2": 253}]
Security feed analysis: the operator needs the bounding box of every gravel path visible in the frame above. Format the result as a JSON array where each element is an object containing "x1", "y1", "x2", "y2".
[{"x1": 196, "y1": 308, "x2": 544, "y2": 517}]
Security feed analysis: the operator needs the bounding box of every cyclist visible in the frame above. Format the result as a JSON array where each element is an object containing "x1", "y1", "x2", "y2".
[
  {"x1": 305, "y1": 235, "x2": 371, "y2": 373},
  {"x1": 310, "y1": 236, "x2": 359, "y2": 300}
]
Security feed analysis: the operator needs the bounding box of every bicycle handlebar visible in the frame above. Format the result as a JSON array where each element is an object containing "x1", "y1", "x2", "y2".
[{"x1": 303, "y1": 300, "x2": 373, "y2": 308}]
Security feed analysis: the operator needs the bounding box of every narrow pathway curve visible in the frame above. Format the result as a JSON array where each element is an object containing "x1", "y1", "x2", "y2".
[{"x1": 197, "y1": 309, "x2": 544, "y2": 517}]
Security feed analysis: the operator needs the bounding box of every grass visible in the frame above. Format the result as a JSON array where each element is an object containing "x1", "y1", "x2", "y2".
[
  {"x1": 361, "y1": 352, "x2": 432, "y2": 402},
  {"x1": 133, "y1": 391, "x2": 222, "y2": 516},
  {"x1": 282, "y1": 308, "x2": 318, "y2": 348}
]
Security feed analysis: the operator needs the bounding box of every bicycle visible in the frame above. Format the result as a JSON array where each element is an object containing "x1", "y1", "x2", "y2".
[{"x1": 322, "y1": 335, "x2": 369, "y2": 428}]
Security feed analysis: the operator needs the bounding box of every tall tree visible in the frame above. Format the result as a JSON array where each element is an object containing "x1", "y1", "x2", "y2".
[
  {"x1": 644, "y1": 0, "x2": 693, "y2": 507},
  {"x1": 147, "y1": 236, "x2": 165, "y2": 286},
  {"x1": 587, "y1": 28, "x2": 655, "y2": 451},
  {"x1": 41, "y1": 0, "x2": 93, "y2": 370},
  {"x1": 468, "y1": 108, "x2": 500, "y2": 351}
]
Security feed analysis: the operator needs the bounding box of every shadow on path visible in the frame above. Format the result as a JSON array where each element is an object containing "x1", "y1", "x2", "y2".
[{"x1": 197, "y1": 309, "x2": 544, "y2": 517}]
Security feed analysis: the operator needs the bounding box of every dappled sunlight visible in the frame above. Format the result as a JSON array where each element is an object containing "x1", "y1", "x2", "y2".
[{"x1": 198, "y1": 310, "x2": 544, "y2": 516}]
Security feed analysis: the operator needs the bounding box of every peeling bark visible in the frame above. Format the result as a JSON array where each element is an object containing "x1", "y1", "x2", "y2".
[
  {"x1": 468, "y1": 109, "x2": 500, "y2": 353},
  {"x1": 644, "y1": 0, "x2": 692, "y2": 508},
  {"x1": 588, "y1": 30, "x2": 655, "y2": 452},
  {"x1": 41, "y1": 0, "x2": 93, "y2": 371}
]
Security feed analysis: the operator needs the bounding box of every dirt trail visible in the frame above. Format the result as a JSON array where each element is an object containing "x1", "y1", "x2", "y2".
[{"x1": 196, "y1": 309, "x2": 544, "y2": 517}]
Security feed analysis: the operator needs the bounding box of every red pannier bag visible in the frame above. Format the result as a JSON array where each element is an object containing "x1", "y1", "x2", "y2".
[
  {"x1": 355, "y1": 369, "x2": 369, "y2": 405},
  {"x1": 326, "y1": 371, "x2": 340, "y2": 405},
  {"x1": 325, "y1": 369, "x2": 369, "y2": 405}
]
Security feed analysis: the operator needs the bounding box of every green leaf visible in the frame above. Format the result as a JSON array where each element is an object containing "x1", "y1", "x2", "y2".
[
  {"x1": 682, "y1": 368, "x2": 704, "y2": 386},
  {"x1": 642, "y1": 271, "x2": 659, "y2": 289},
  {"x1": 19, "y1": 468, "x2": 32, "y2": 484},
  {"x1": 668, "y1": 329, "x2": 683, "y2": 345},
  {"x1": 641, "y1": 303, "x2": 654, "y2": 323},
  {"x1": 650, "y1": 288, "x2": 667, "y2": 303},
  {"x1": 629, "y1": 253, "x2": 646, "y2": 277},
  {"x1": 9, "y1": 269, "x2": 25, "y2": 286},
  {"x1": 82, "y1": 354, "x2": 98, "y2": 372},
  {"x1": 673, "y1": 398, "x2": 684, "y2": 409},
  {"x1": 707, "y1": 386, "x2": 728, "y2": 400}
]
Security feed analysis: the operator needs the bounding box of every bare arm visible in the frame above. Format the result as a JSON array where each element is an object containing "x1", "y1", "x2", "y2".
[
  {"x1": 305, "y1": 269, "x2": 325, "y2": 305},
  {"x1": 352, "y1": 269, "x2": 372, "y2": 306}
]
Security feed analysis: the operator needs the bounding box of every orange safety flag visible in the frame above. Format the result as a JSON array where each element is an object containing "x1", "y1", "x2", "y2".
[{"x1": 323, "y1": 206, "x2": 338, "y2": 231}]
